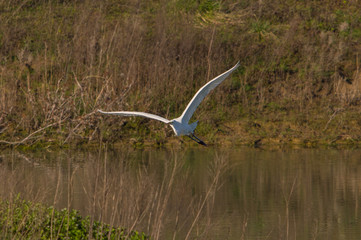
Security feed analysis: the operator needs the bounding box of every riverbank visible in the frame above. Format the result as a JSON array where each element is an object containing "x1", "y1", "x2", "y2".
[
  {"x1": 1, "y1": 0, "x2": 361, "y2": 149},
  {"x1": 2, "y1": 103, "x2": 361, "y2": 149}
]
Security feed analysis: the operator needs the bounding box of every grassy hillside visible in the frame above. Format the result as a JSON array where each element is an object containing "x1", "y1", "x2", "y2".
[{"x1": 1, "y1": 0, "x2": 361, "y2": 148}]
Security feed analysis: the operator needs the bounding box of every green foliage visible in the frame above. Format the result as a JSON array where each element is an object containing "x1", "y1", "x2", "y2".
[
  {"x1": 250, "y1": 20, "x2": 270, "y2": 35},
  {"x1": 265, "y1": 102, "x2": 283, "y2": 111},
  {"x1": 174, "y1": 0, "x2": 220, "y2": 14},
  {"x1": 351, "y1": 28, "x2": 361, "y2": 39},
  {"x1": 230, "y1": 77, "x2": 241, "y2": 91},
  {"x1": 0, "y1": 196, "x2": 149, "y2": 239},
  {"x1": 198, "y1": 0, "x2": 220, "y2": 14},
  {"x1": 244, "y1": 84, "x2": 254, "y2": 92}
]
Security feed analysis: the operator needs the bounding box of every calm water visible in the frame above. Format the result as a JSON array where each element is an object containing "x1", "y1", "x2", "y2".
[{"x1": 1, "y1": 147, "x2": 361, "y2": 239}]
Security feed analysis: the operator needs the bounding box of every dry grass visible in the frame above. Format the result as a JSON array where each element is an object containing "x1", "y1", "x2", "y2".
[{"x1": 1, "y1": 0, "x2": 361, "y2": 147}]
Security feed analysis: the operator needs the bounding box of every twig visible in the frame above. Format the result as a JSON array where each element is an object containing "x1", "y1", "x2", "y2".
[
  {"x1": 206, "y1": 27, "x2": 216, "y2": 81},
  {"x1": 62, "y1": 110, "x2": 98, "y2": 144},
  {"x1": 323, "y1": 108, "x2": 343, "y2": 131},
  {"x1": 16, "y1": 153, "x2": 40, "y2": 166},
  {"x1": 0, "y1": 122, "x2": 57, "y2": 145}
]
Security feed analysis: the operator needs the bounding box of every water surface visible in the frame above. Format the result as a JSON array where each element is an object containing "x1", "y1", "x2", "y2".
[{"x1": 1, "y1": 147, "x2": 361, "y2": 239}]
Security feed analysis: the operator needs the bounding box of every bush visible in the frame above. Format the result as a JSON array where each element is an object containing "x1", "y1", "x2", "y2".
[{"x1": 0, "y1": 196, "x2": 148, "y2": 239}]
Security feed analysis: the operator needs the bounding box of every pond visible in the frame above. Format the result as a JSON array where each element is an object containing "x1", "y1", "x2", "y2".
[{"x1": 1, "y1": 147, "x2": 361, "y2": 239}]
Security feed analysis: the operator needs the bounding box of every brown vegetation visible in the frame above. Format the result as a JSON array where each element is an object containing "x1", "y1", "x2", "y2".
[{"x1": 1, "y1": 0, "x2": 361, "y2": 147}]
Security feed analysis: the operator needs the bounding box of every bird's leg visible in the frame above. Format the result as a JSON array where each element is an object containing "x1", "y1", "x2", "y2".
[
  {"x1": 188, "y1": 134, "x2": 202, "y2": 145},
  {"x1": 188, "y1": 133, "x2": 207, "y2": 146},
  {"x1": 188, "y1": 134, "x2": 196, "y2": 142},
  {"x1": 192, "y1": 134, "x2": 207, "y2": 146}
]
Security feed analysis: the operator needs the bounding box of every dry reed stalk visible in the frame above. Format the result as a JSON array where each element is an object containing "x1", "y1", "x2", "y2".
[
  {"x1": 50, "y1": 166, "x2": 62, "y2": 240},
  {"x1": 282, "y1": 176, "x2": 298, "y2": 240},
  {"x1": 184, "y1": 154, "x2": 229, "y2": 240},
  {"x1": 206, "y1": 26, "x2": 216, "y2": 82},
  {"x1": 65, "y1": 158, "x2": 79, "y2": 238},
  {"x1": 152, "y1": 155, "x2": 179, "y2": 240}
]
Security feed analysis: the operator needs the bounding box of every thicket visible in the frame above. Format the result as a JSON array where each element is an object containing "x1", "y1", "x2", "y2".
[
  {"x1": 1, "y1": 0, "x2": 361, "y2": 147},
  {"x1": 0, "y1": 196, "x2": 148, "y2": 239}
]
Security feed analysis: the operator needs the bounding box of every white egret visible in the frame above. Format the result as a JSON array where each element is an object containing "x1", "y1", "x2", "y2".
[{"x1": 98, "y1": 62, "x2": 240, "y2": 145}]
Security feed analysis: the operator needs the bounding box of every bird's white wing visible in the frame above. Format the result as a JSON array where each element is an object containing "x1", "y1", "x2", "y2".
[
  {"x1": 98, "y1": 110, "x2": 170, "y2": 123},
  {"x1": 180, "y1": 61, "x2": 240, "y2": 123}
]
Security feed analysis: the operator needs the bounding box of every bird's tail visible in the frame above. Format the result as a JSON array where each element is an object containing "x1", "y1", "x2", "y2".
[{"x1": 189, "y1": 121, "x2": 198, "y2": 133}]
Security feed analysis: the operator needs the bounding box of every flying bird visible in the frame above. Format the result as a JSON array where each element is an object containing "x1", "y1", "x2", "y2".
[{"x1": 98, "y1": 62, "x2": 240, "y2": 146}]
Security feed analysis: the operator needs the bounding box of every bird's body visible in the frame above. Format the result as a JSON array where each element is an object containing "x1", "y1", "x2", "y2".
[{"x1": 98, "y1": 62, "x2": 240, "y2": 145}]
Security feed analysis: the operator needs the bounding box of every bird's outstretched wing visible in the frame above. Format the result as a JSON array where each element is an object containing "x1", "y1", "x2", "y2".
[
  {"x1": 98, "y1": 110, "x2": 170, "y2": 123},
  {"x1": 180, "y1": 62, "x2": 240, "y2": 123}
]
